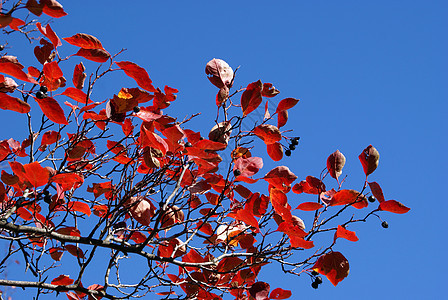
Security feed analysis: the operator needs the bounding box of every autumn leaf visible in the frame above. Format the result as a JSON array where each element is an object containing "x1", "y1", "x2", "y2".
[
  {"x1": 234, "y1": 156, "x2": 263, "y2": 177},
  {"x1": 266, "y1": 142, "x2": 283, "y2": 161},
  {"x1": 75, "y1": 48, "x2": 110, "y2": 63},
  {"x1": 68, "y1": 201, "x2": 91, "y2": 216},
  {"x1": 368, "y1": 181, "x2": 385, "y2": 203},
  {"x1": 334, "y1": 225, "x2": 359, "y2": 242},
  {"x1": 35, "y1": 96, "x2": 68, "y2": 125},
  {"x1": 253, "y1": 124, "x2": 282, "y2": 145},
  {"x1": 0, "y1": 93, "x2": 31, "y2": 113},
  {"x1": 330, "y1": 189, "x2": 368, "y2": 209},
  {"x1": 359, "y1": 145, "x2": 380, "y2": 177},
  {"x1": 65, "y1": 244, "x2": 85, "y2": 259},
  {"x1": 36, "y1": 22, "x2": 61, "y2": 48},
  {"x1": 205, "y1": 58, "x2": 234, "y2": 89},
  {"x1": 63, "y1": 33, "x2": 104, "y2": 49},
  {"x1": 249, "y1": 282, "x2": 270, "y2": 300},
  {"x1": 51, "y1": 274, "x2": 74, "y2": 286},
  {"x1": 62, "y1": 87, "x2": 92, "y2": 103},
  {"x1": 379, "y1": 200, "x2": 410, "y2": 214},
  {"x1": 116, "y1": 61, "x2": 156, "y2": 92},
  {"x1": 269, "y1": 288, "x2": 292, "y2": 299},
  {"x1": 275, "y1": 97, "x2": 299, "y2": 112},
  {"x1": 296, "y1": 202, "x2": 324, "y2": 211},
  {"x1": 313, "y1": 252, "x2": 350, "y2": 286},
  {"x1": 261, "y1": 82, "x2": 280, "y2": 97},
  {"x1": 40, "y1": 130, "x2": 60, "y2": 147},
  {"x1": 264, "y1": 166, "x2": 297, "y2": 190},
  {"x1": 327, "y1": 150, "x2": 346, "y2": 181},
  {"x1": 23, "y1": 162, "x2": 49, "y2": 188},
  {"x1": 72, "y1": 62, "x2": 86, "y2": 89},
  {"x1": 51, "y1": 173, "x2": 84, "y2": 191},
  {"x1": 0, "y1": 56, "x2": 38, "y2": 83},
  {"x1": 241, "y1": 80, "x2": 263, "y2": 116},
  {"x1": 41, "y1": 0, "x2": 68, "y2": 18}
]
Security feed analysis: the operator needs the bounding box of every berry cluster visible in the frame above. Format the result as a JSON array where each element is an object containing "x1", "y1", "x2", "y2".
[
  {"x1": 310, "y1": 270, "x2": 323, "y2": 289},
  {"x1": 36, "y1": 86, "x2": 48, "y2": 99},
  {"x1": 285, "y1": 137, "x2": 300, "y2": 157}
]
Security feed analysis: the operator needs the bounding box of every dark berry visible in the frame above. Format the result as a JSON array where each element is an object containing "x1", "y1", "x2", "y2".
[
  {"x1": 36, "y1": 91, "x2": 47, "y2": 99},
  {"x1": 133, "y1": 106, "x2": 140, "y2": 113},
  {"x1": 314, "y1": 276, "x2": 323, "y2": 284},
  {"x1": 149, "y1": 188, "x2": 155, "y2": 194},
  {"x1": 0, "y1": 45, "x2": 4, "y2": 51},
  {"x1": 311, "y1": 281, "x2": 319, "y2": 289},
  {"x1": 285, "y1": 149, "x2": 291, "y2": 156},
  {"x1": 43, "y1": 195, "x2": 51, "y2": 204},
  {"x1": 289, "y1": 144, "x2": 296, "y2": 150},
  {"x1": 382, "y1": 221, "x2": 389, "y2": 228},
  {"x1": 233, "y1": 169, "x2": 241, "y2": 176},
  {"x1": 199, "y1": 137, "x2": 204, "y2": 140},
  {"x1": 43, "y1": 190, "x2": 50, "y2": 196},
  {"x1": 185, "y1": 142, "x2": 192, "y2": 148},
  {"x1": 311, "y1": 270, "x2": 319, "y2": 276},
  {"x1": 368, "y1": 195, "x2": 376, "y2": 203},
  {"x1": 291, "y1": 137, "x2": 299, "y2": 146},
  {"x1": 39, "y1": 86, "x2": 48, "y2": 93}
]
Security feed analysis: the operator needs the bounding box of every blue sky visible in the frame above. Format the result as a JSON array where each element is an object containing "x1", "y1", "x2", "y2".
[{"x1": 1, "y1": 0, "x2": 447, "y2": 299}]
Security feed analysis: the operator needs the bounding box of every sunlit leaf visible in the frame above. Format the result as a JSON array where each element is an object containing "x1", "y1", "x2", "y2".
[
  {"x1": 327, "y1": 150, "x2": 346, "y2": 181},
  {"x1": 75, "y1": 48, "x2": 110, "y2": 63},
  {"x1": 253, "y1": 124, "x2": 282, "y2": 145},
  {"x1": 379, "y1": 200, "x2": 410, "y2": 214},
  {"x1": 296, "y1": 202, "x2": 323, "y2": 211},
  {"x1": 63, "y1": 33, "x2": 104, "y2": 49},
  {"x1": 313, "y1": 252, "x2": 349, "y2": 286},
  {"x1": 335, "y1": 225, "x2": 359, "y2": 242},
  {"x1": 35, "y1": 96, "x2": 68, "y2": 125},
  {"x1": 0, "y1": 93, "x2": 31, "y2": 113},
  {"x1": 241, "y1": 80, "x2": 263, "y2": 116},
  {"x1": 51, "y1": 274, "x2": 74, "y2": 286},
  {"x1": 116, "y1": 61, "x2": 156, "y2": 92},
  {"x1": 358, "y1": 145, "x2": 380, "y2": 177}
]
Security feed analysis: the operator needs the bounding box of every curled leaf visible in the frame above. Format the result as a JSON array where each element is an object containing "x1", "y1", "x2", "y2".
[
  {"x1": 313, "y1": 251, "x2": 350, "y2": 286},
  {"x1": 359, "y1": 145, "x2": 379, "y2": 176},
  {"x1": 205, "y1": 58, "x2": 233, "y2": 88},
  {"x1": 327, "y1": 150, "x2": 346, "y2": 181}
]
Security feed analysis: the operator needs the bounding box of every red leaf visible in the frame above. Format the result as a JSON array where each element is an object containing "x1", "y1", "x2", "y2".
[
  {"x1": 49, "y1": 247, "x2": 64, "y2": 261},
  {"x1": 51, "y1": 173, "x2": 84, "y2": 191},
  {"x1": 125, "y1": 196, "x2": 156, "y2": 226},
  {"x1": 26, "y1": 0, "x2": 44, "y2": 16},
  {"x1": 241, "y1": 80, "x2": 263, "y2": 116},
  {"x1": 17, "y1": 207, "x2": 33, "y2": 220},
  {"x1": 277, "y1": 222, "x2": 307, "y2": 238},
  {"x1": 277, "y1": 110, "x2": 288, "y2": 128},
  {"x1": 276, "y1": 97, "x2": 299, "y2": 112},
  {"x1": 205, "y1": 58, "x2": 234, "y2": 88},
  {"x1": 65, "y1": 244, "x2": 85, "y2": 259},
  {"x1": 51, "y1": 274, "x2": 74, "y2": 286},
  {"x1": 217, "y1": 256, "x2": 244, "y2": 272},
  {"x1": 313, "y1": 252, "x2": 349, "y2": 286},
  {"x1": 358, "y1": 145, "x2": 380, "y2": 177},
  {"x1": 368, "y1": 181, "x2": 385, "y2": 203},
  {"x1": 330, "y1": 189, "x2": 368, "y2": 209},
  {"x1": 35, "y1": 96, "x2": 68, "y2": 125},
  {"x1": 270, "y1": 288, "x2": 292, "y2": 299},
  {"x1": 41, "y1": 130, "x2": 60, "y2": 146},
  {"x1": 66, "y1": 292, "x2": 82, "y2": 300},
  {"x1": 327, "y1": 150, "x2": 346, "y2": 181},
  {"x1": 72, "y1": 62, "x2": 86, "y2": 89},
  {"x1": 62, "y1": 87, "x2": 92, "y2": 103},
  {"x1": 379, "y1": 200, "x2": 410, "y2": 214},
  {"x1": 9, "y1": 18, "x2": 25, "y2": 31},
  {"x1": 69, "y1": 201, "x2": 91, "y2": 216},
  {"x1": 253, "y1": 124, "x2": 282, "y2": 145},
  {"x1": 290, "y1": 236, "x2": 314, "y2": 249},
  {"x1": 63, "y1": 33, "x2": 104, "y2": 50},
  {"x1": 296, "y1": 202, "x2": 323, "y2": 211},
  {"x1": 264, "y1": 166, "x2": 297, "y2": 190},
  {"x1": 41, "y1": 0, "x2": 67, "y2": 18},
  {"x1": 135, "y1": 108, "x2": 162, "y2": 122},
  {"x1": 194, "y1": 139, "x2": 227, "y2": 151},
  {"x1": 234, "y1": 157, "x2": 263, "y2": 177},
  {"x1": 23, "y1": 162, "x2": 49, "y2": 188},
  {"x1": 36, "y1": 22, "x2": 61, "y2": 48},
  {"x1": 140, "y1": 123, "x2": 169, "y2": 155},
  {"x1": 0, "y1": 93, "x2": 31, "y2": 113},
  {"x1": 261, "y1": 82, "x2": 280, "y2": 97},
  {"x1": 0, "y1": 58, "x2": 37, "y2": 83},
  {"x1": 335, "y1": 225, "x2": 359, "y2": 242},
  {"x1": 115, "y1": 61, "x2": 156, "y2": 92},
  {"x1": 43, "y1": 61, "x2": 63, "y2": 80},
  {"x1": 75, "y1": 48, "x2": 110, "y2": 63},
  {"x1": 55, "y1": 227, "x2": 81, "y2": 237},
  {"x1": 266, "y1": 142, "x2": 283, "y2": 161},
  {"x1": 249, "y1": 282, "x2": 270, "y2": 300},
  {"x1": 0, "y1": 14, "x2": 12, "y2": 29}
]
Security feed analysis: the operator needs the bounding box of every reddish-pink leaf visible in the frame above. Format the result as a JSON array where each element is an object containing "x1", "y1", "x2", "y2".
[
  {"x1": 261, "y1": 82, "x2": 280, "y2": 98},
  {"x1": 75, "y1": 48, "x2": 110, "y2": 63},
  {"x1": 269, "y1": 288, "x2": 292, "y2": 299},
  {"x1": 327, "y1": 150, "x2": 346, "y2": 181},
  {"x1": 17, "y1": 207, "x2": 33, "y2": 220},
  {"x1": 26, "y1": 0, "x2": 43, "y2": 16},
  {"x1": 51, "y1": 274, "x2": 74, "y2": 286},
  {"x1": 330, "y1": 189, "x2": 368, "y2": 209},
  {"x1": 36, "y1": 22, "x2": 61, "y2": 48},
  {"x1": 217, "y1": 256, "x2": 244, "y2": 273},
  {"x1": 43, "y1": 61, "x2": 63, "y2": 80},
  {"x1": 313, "y1": 252, "x2": 349, "y2": 286},
  {"x1": 72, "y1": 62, "x2": 86, "y2": 89},
  {"x1": 358, "y1": 145, "x2": 380, "y2": 177},
  {"x1": 69, "y1": 201, "x2": 91, "y2": 216},
  {"x1": 368, "y1": 181, "x2": 385, "y2": 203},
  {"x1": 115, "y1": 61, "x2": 156, "y2": 92},
  {"x1": 51, "y1": 173, "x2": 84, "y2": 191},
  {"x1": 253, "y1": 124, "x2": 282, "y2": 145},
  {"x1": 49, "y1": 247, "x2": 64, "y2": 261},
  {"x1": 65, "y1": 244, "x2": 85, "y2": 259},
  {"x1": 296, "y1": 202, "x2": 324, "y2": 211},
  {"x1": 9, "y1": 18, "x2": 25, "y2": 31},
  {"x1": 290, "y1": 236, "x2": 314, "y2": 249},
  {"x1": 264, "y1": 166, "x2": 297, "y2": 190},
  {"x1": 41, "y1": 130, "x2": 60, "y2": 146},
  {"x1": 63, "y1": 33, "x2": 104, "y2": 50},
  {"x1": 205, "y1": 58, "x2": 234, "y2": 88},
  {"x1": 249, "y1": 282, "x2": 270, "y2": 300},
  {"x1": 234, "y1": 157, "x2": 263, "y2": 177},
  {"x1": 276, "y1": 97, "x2": 299, "y2": 112},
  {"x1": 35, "y1": 96, "x2": 68, "y2": 125},
  {"x1": 23, "y1": 162, "x2": 49, "y2": 188},
  {"x1": 55, "y1": 227, "x2": 81, "y2": 237},
  {"x1": 62, "y1": 87, "x2": 92, "y2": 104},
  {"x1": 141, "y1": 124, "x2": 169, "y2": 155},
  {"x1": 0, "y1": 59, "x2": 37, "y2": 83},
  {"x1": 379, "y1": 200, "x2": 410, "y2": 214},
  {"x1": 277, "y1": 110, "x2": 288, "y2": 128},
  {"x1": 194, "y1": 139, "x2": 227, "y2": 151},
  {"x1": 125, "y1": 196, "x2": 156, "y2": 226},
  {"x1": 266, "y1": 142, "x2": 283, "y2": 161},
  {"x1": 65, "y1": 292, "x2": 81, "y2": 300},
  {"x1": 241, "y1": 80, "x2": 263, "y2": 116},
  {"x1": 335, "y1": 225, "x2": 359, "y2": 242},
  {"x1": 0, "y1": 93, "x2": 31, "y2": 113},
  {"x1": 41, "y1": 0, "x2": 67, "y2": 18}
]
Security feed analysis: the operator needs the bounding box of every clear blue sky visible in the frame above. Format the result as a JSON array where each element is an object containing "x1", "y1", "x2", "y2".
[{"x1": 2, "y1": 0, "x2": 447, "y2": 299}]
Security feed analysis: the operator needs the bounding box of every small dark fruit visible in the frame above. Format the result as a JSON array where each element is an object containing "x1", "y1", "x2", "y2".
[
  {"x1": 285, "y1": 149, "x2": 292, "y2": 156},
  {"x1": 233, "y1": 169, "x2": 241, "y2": 176},
  {"x1": 43, "y1": 190, "x2": 50, "y2": 196},
  {"x1": 289, "y1": 144, "x2": 296, "y2": 150},
  {"x1": 43, "y1": 195, "x2": 51, "y2": 204},
  {"x1": 0, "y1": 45, "x2": 4, "y2": 51},
  {"x1": 382, "y1": 221, "x2": 389, "y2": 228},
  {"x1": 149, "y1": 188, "x2": 156, "y2": 194},
  {"x1": 368, "y1": 195, "x2": 376, "y2": 203},
  {"x1": 291, "y1": 137, "x2": 300, "y2": 146},
  {"x1": 311, "y1": 281, "x2": 319, "y2": 289},
  {"x1": 36, "y1": 91, "x2": 47, "y2": 99},
  {"x1": 39, "y1": 86, "x2": 48, "y2": 93},
  {"x1": 133, "y1": 106, "x2": 140, "y2": 113},
  {"x1": 311, "y1": 270, "x2": 319, "y2": 276},
  {"x1": 185, "y1": 142, "x2": 192, "y2": 148},
  {"x1": 314, "y1": 276, "x2": 323, "y2": 284}
]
